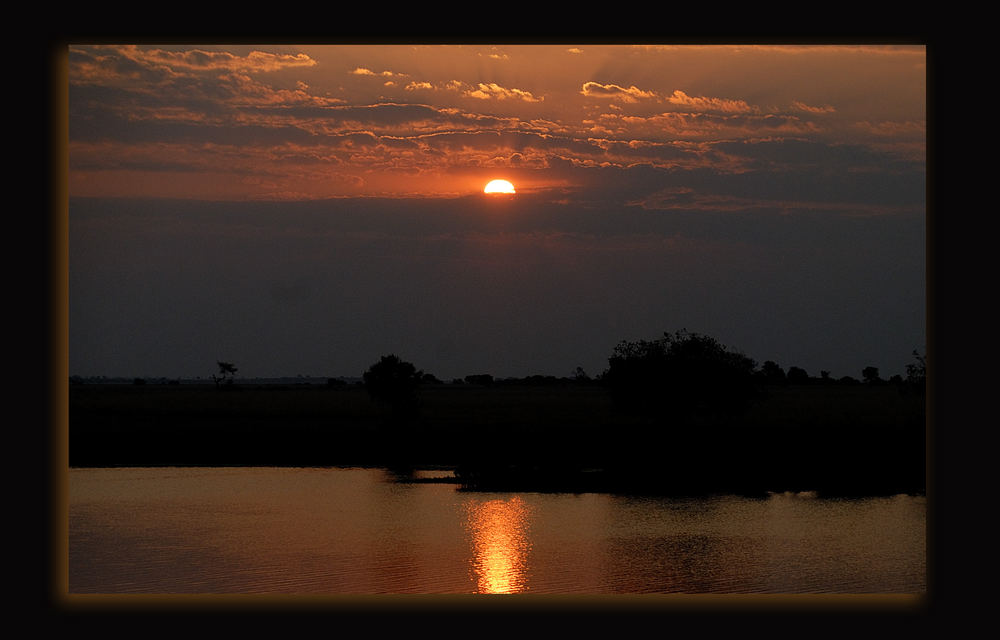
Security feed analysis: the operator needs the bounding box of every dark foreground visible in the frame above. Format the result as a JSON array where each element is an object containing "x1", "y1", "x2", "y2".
[{"x1": 68, "y1": 382, "x2": 926, "y2": 497}]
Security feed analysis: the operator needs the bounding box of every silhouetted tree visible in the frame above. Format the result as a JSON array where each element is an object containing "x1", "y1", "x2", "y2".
[
  {"x1": 604, "y1": 329, "x2": 758, "y2": 421},
  {"x1": 363, "y1": 354, "x2": 423, "y2": 417},
  {"x1": 760, "y1": 360, "x2": 786, "y2": 384},
  {"x1": 787, "y1": 366, "x2": 809, "y2": 384},
  {"x1": 905, "y1": 349, "x2": 926, "y2": 396},
  {"x1": 421, "y1": 372, "x2": 443, "y2": 384},
  {"x1": 862, "y1": 366, "x2": 882, "y2": 384},
  {"x1": 212, "y1": 361, "x2": 237, "y2": 388}
]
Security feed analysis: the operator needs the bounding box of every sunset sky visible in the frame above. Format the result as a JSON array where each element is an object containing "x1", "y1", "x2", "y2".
[{"x1": 67, "y1": 43, "x2": 926, "y2": 381}]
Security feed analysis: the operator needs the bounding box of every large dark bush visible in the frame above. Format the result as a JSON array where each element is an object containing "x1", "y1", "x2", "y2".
[
  {"x1": 362, "y1": 354, "x2": 423, "y2": 417},
  {"x1": 787, "y1": 366, "x2": 810, "y2": 384},
  {"x1": 604, "y1": 330, "x2": 758, "y2": 421}
]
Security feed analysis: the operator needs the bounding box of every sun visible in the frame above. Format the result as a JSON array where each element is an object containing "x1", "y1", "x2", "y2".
[{"x1": 484, "y1": 179, "x2": 516, "y2": 195}]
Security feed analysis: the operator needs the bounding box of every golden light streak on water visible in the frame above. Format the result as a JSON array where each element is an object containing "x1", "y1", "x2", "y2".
[{"x1": 464, "y1": 497, "x2": 532, "y2": 594}]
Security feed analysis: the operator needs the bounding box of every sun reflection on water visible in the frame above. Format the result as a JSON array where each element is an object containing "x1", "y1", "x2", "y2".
[{"x1": 464, "y1": 496, "x2": 532, "y2": 594}]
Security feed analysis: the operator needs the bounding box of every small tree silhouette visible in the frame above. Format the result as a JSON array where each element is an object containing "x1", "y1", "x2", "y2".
[
  {"x1": 905, "y1": 350, "x2": 926, "y2": 395},
  {"x1": 787, "y1": 366, "x2": 809, "y2": 384},
  {"x1": 862, "y1": 366, "x2": 882, "y2": 384},
  {"x1": 760, "y1": 360, "x2": 786, "y2": 383},
  {"x1": 212, "y1": 361, "x2": 238, "y2": 388},
  {"x1": 362, "y1": 354, "x2": 423, "y2": 418}
]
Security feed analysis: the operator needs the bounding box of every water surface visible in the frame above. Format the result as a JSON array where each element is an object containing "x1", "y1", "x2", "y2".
[{"x1": 68, "y1": 467, "x2": 925, "y2": 595}]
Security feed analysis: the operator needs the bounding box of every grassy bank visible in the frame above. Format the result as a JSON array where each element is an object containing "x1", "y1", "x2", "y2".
[{"x1": 68, "y1": 381, "x2": 926, "y2": 497}]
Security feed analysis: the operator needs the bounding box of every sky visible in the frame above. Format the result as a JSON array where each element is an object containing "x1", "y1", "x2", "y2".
[{"x1": 66, "y1": 43, "x2": 926, "y2": 382}]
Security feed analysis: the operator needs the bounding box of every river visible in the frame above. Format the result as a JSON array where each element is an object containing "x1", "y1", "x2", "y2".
[{"x1": 67, "y1": 467, "x2": 925, "y2": 596}]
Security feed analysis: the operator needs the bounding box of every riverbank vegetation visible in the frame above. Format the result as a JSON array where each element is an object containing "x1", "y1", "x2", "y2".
[{"x1": 68, "y1": 331, "x2": 926, "y2": 497}]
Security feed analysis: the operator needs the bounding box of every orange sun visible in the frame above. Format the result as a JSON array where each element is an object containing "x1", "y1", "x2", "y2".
[{"x1": 484, "y1": 179, "x2": 516, "y2": 195}]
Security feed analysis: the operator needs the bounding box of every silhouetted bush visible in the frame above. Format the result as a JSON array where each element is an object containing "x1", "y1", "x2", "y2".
[
  {"x1": 421, "y1": 372, "x2": 443, "y2": 385},
  {"x1": 212, "y1": 361, "x2": 237, "y2": 389},
  {"x1": 787, "y1": 366, "x2": 809, "y2": 384},
  {"x1": 862, "y1": 366, "x2": 883, "y2": 384},
  {"x1": 905, "y1": 350, "x2": 926, "y2": 396},
  {"x1": 758, "y1": 360, "x2": 786, "y2": 384},
  {"x1": 464, "y1": 374, "x2": 494, "y2": 386},
  {"x1": 603, "y1": 330, "x2": 758, "y2": 421},
  {"x1": 363, "y1": 354, "x2": 422, "y2": 417}
]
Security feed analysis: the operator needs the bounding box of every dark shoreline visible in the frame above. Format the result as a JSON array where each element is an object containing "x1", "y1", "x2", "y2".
[{"x1": 68, "y1": 382, "x2": 926, "y2": 498}]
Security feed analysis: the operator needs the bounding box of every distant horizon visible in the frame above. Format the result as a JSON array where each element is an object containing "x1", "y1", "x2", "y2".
[{"x1": 68, "y1": 344, "x2": 922, "y2": 384}]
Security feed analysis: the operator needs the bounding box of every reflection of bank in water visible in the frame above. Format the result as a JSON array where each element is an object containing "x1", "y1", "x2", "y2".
[{"x1": 464, "y1": 496, "x2": 533, "y2": 594}]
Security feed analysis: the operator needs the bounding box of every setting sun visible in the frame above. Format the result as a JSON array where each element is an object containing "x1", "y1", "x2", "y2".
[{"x1": 484, "y1": 179, "x2": 516, "y2": 194}]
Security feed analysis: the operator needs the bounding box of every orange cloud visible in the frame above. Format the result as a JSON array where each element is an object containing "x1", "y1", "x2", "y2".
[
  {"x1": 217, "y1": 73, "x2": 342, "y2": 107},
  {"x1": 580, "y1": 82, "x2": 657, "y2": 102},
  {"x1": 792, "y1": 100, "x2": 836, "y2": 114},
  {"x1": 666, "y1": 90, "x2": 752, "y2": 113},
  {"x1": 97, "y1": 45, "x2": 317, "y2": 74},
  {"x1": 479, "y1": 48, "x2": 510, "y2": 60},
  {"x1": 465, "y1": 83, "x2": 543, "y2": 102},
  {"x1": 68, "y1": 45, "x2": 925, "y2": 203},
  {"x1": 351, "y1": 67, "x2": 405, "y2": 78},
  {"x1": 593, "y1": 110, "x2": 816, "y2": 142}
]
